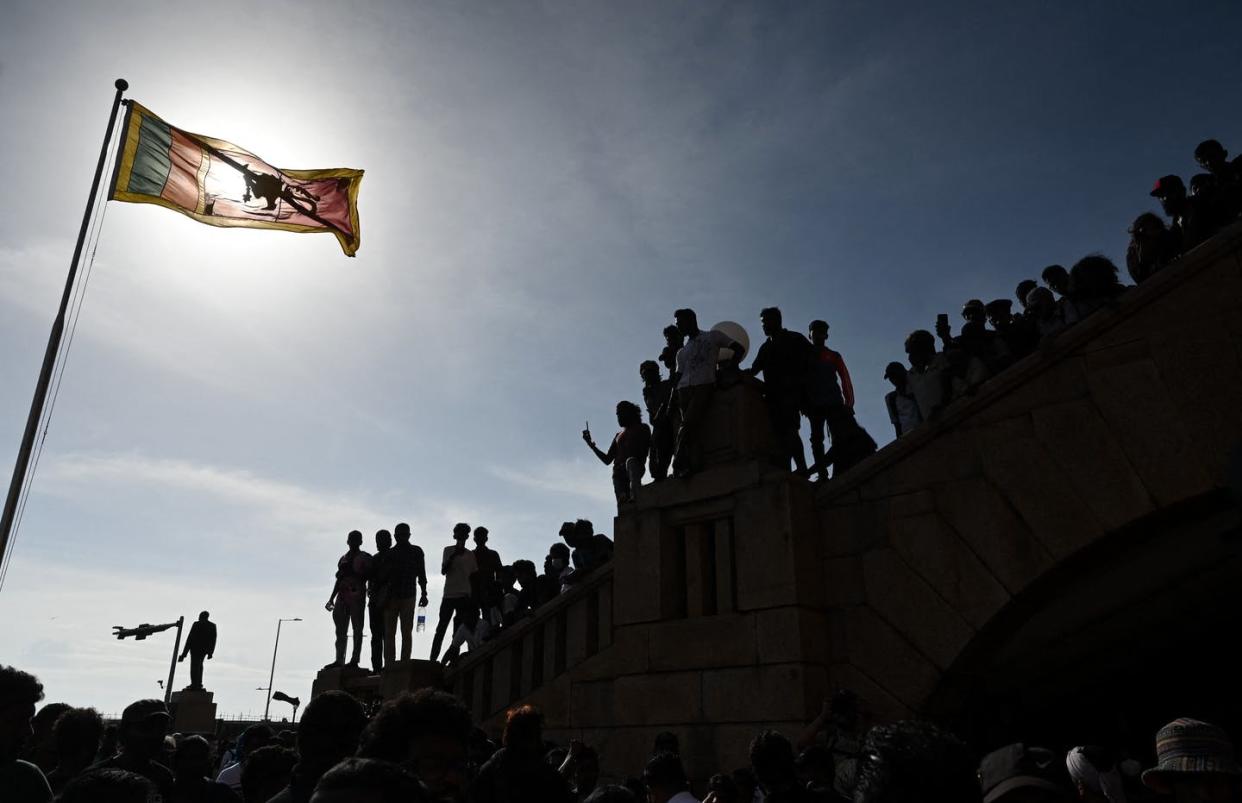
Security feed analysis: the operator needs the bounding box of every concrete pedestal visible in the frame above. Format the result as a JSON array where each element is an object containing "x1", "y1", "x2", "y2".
[
  {"x1": 170, "y1": 689, "x2": 217, "y2": 734},
  {"x1": 379, "y1": 660, "x2": 445, "y2": 699}
]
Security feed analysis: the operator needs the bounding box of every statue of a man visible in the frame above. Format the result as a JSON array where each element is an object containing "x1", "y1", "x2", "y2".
[{"x1": 179, "y1": 611, "x2": 217, "y2": 691}]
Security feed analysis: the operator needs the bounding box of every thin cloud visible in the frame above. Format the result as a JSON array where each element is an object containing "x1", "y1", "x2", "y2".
[{"x1": 488, "y1": 458, "x2": 616, "y2": 505}]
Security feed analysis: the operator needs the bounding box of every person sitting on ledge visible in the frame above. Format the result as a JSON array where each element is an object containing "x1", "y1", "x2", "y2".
[
  {"x1": 883, "y1": 362, "x2": 922, "y2": 439},
  {"x1": 1194, "y1": 139, "x2": 1242, "y2": 220},
  {"x1": 987, "y1": 299, "x2": 1036, "y2": 361},
  {"x1": 904, "y1": 330, "x2": 955, "y2": 422},
  {"x1": 1023, "y1": 287, "x2": 1066, "y2": 340},
  {"x1": 1151, "y1": 175, "x2": 1208, "y2": 253},
  {"x1": 548, "y1": 543, "x2": 573, "y2": 595},
  {"x1": 583, "y1": 401, "x2": 651, "y2": 505},
  {"x1": 1126, "y1": 212, "x2": 1180, "y2": 285},
  {"x1": 511, "y1": 559, "x2": 542, "y2": 615},
  {"x1": 670, "y1": 308, "x2": 742, "y2": 479},
  {"x1": 1015, "y1": 279, "x2": 1039, "y2": 313},
  {"x1": 1066, "y1": 255, "x2": 1127, "y2": 320}
]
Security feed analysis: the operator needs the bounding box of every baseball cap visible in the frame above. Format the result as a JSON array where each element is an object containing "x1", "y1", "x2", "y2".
[
  {"x1": 1150, "y1": 175, "x2": 1185, "y2": 197},
  {"x1": 980, "y1": 743, "x2": 1072, "y2": 803}
]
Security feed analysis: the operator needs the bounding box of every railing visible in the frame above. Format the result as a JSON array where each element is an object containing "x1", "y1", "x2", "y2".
[{"x1": 445, "y1": 562, "x2": 614, "y2": 721}]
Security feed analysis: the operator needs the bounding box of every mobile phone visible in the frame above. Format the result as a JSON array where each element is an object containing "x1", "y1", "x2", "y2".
[{"x1": 936, "y1": 313, "x2": 949, "y2": 328}]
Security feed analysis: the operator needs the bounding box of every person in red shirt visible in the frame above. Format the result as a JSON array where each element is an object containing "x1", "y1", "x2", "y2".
[{"x1": 804, "y1": 320, "x2": 855, "y2": 482}]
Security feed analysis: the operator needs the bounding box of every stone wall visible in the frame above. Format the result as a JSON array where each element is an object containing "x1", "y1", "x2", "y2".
[
  {"x1": 815, "y1": 222, "x2": 1242, "y2": 721},
  {"x1": 444, "y1": 222, "x2": 1242, "y2": 780}
]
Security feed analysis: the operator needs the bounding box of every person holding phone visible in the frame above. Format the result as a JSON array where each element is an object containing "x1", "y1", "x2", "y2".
[{"x1": 583, "y1": 402, "x2": 652, "y2": 505}]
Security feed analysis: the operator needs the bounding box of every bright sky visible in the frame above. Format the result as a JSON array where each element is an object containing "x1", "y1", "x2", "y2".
[{"x1": 2, "y1": 1, "x2": 1241, "y2": 718}]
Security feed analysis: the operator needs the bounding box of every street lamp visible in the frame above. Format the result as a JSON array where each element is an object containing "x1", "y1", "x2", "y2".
[
  {"x1": 262, "y1": 617, "x2": 301, "y2": 721},
  {"x1": 113, "y1": 617, "x2": 184, "y2": 704}
]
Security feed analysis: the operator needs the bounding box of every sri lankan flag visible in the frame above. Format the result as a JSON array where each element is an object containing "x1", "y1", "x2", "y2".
[{"x1": 109, "y1": 102, "x2": 363, "y2": 256}]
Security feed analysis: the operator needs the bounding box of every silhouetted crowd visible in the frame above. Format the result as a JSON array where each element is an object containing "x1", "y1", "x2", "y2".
[
  {"x1": 885, "y1": 137, "x2": 1242, "y2": 440},
  {"x1": 325, "y1": 520, "x2": 612, "y2": 672},
  {"x1": 7, "y1": 666, "x2": 1241, "y2": 803},
  {"x1": 581, "y1": 138, "x2": 1242, "y2": 501}
]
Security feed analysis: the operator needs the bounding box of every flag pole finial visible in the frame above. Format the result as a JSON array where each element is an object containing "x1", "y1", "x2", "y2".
[{"x1": 115, "y1": 78, "x2": 128, "y2": 91}]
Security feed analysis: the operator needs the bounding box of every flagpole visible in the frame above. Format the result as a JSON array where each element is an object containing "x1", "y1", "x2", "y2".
[{"x1": 0, "y1": 78, "x2": 128, "y2": 580}]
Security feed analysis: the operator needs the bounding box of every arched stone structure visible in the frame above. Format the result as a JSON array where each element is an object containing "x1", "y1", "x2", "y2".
[{"x1": 435, "y1": 222, "x2": 1242, "y2": 781}]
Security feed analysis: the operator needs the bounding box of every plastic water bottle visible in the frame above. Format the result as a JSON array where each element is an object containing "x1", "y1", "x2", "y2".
[{"x1": 416, "y1": 603, "x2": 427, "y2": 633}]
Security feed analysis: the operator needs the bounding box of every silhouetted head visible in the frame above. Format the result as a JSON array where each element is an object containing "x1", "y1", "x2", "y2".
[
  {"x1": 394, "y1": 523, "x2": 411, "y2": 544},
  {"x1": 358, "y1": 689, "x2": 470, "y2": 800},
  {"x1": 1041, "y1": 265, "x2": 1070, "y2": 296},
  {"x1": 904, "y1": 330, "x2": 937, "y2": 371},
  {"x1": 513, "y1": 559, "x2": 537, "y2": 586},
  {"x1": 1069, "y1": 254, "x2": 1124, "y2": 299},
  {"x1": 1130, "y1": 212, "x2": 1167, "y2": 239},
  {"x1": 548, "y1": 543, "x2": 570, "y2": 572},
  {"x1": 375, "y1": 529, "x2": 392, "y2": 551},
  {"x1": 346, "y1": 530, "x2": 363, "y2": 549},
  {"x1": 452, "y1": 523, "x2": 470, "y2": 543},
  {"x1": 1150, "y1": 175, "x2": 1187, "y2": 217},
  {"x1": 117, "y1": 700, "x2": 170, "y2": 762},
  {"x1": 472, "y1": 527, "x2": 489, "y2": 546},
  {"x1": 616, "y1": 400, "x2": 642, "y2": 428},
  {"x1": 749, "y1": 730, "x2": 798, "y2": 793},
  {"x1": 298, "y1": 690, "x2": 367, "y2": 766},
  {"x1": 1195, "y1": 139, "x2": 1229, "y2": 174},
  {"x1": 1015, "y1": 279, "x2": 1038, "y2": 309},
  {"x1": 653, "y1": 731, "x2": 680, "y2": 755},
  {"x1": 559, "y1": 521, "x2": 576, "y2": 544},
  {"x1": 54, "y1": 706, "x2": 104, "y2": 768},
  {"x1": 310, "y1": 757, "x2": 430, "y2": 803},
  {"x1": 241, "y1": 745, "x2": 297, "y2": 803},
  {"x1": 961, "y1": 298, "x2": 986, "y2": 324},
  {"x1": 884, "y1": 361, "x2": 908, "y2": 389},
  {"x1": 808, "y1": 319, "x2": 829, "y2": 347},
  {"x1": 644, "y1": 751, "x2": 689, "y2": 802},
  {"x1": 174, "y1": 734, "x2": 214, "y2": 780},
  {"x1": 0, "y1": 665, "x2": 43, "y2": 763},
  {"x1": 662, "y1": 324, "x2": 684, "y2": 350},
  {"x1": 574, "y1": 519, "x2": 595, "y2": 544},
  {"x1": 1190, "y1": 172, "x2": 1218, "y2": 198},
  {"x1": 855, "y1": 721, "x2": 980, "y2": 803},
  {"x1": 986, "y1": 299, "x2": 1014, "y2": 330},
  {"x1": 760, "y1": 306, "x2": 783, "y2": 337},
  {"x1": 59, "y1": 769, "x2": 158, "y2": 803},
  {"x1": 1025, "y1": 286, "x2": 1056, "y2": 319},
  {"x1": 640, "y1": 360, "x2": 661, "y2": 385},
  {"x1": 502, "y1": 705, "x2": 544, "y2": 756},
  {"x1": 673, "y1": 309, "x2": 698, "y2": 338}
]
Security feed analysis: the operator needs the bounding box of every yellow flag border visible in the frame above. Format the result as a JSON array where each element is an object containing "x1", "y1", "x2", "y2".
[{"x1": 110, "y1": 101, "x2": 364, "y2": 257}]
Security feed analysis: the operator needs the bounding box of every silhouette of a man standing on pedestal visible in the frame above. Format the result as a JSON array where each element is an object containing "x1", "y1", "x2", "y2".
[{"x1": 178, "y1": 611, "x2": 216, "y2": 691}]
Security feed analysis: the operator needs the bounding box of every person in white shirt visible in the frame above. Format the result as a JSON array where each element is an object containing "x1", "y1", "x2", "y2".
[
  {"x1": 644, "y1": 751, "x2": 699, "y2": 803},
  {"x1": 670, "y1": 308, "x2": 743, "y2": 478},
  {"x1": 428, "y1": 523, "x2": 478, "y2": 663}
]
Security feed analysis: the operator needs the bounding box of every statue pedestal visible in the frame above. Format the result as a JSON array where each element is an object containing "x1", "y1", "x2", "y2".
[
  {"x1": 311, "y1": 665, "x2": 374, "y2": 701},
  {"x1": 379, "y1": 660, "x2": 445, "y2": 699},
  {"x1": 170, "y1": 689, "x2": 217, "y2": 734}
]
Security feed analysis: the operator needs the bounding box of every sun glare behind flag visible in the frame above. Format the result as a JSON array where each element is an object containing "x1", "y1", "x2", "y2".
[{"x1": 109, "y1": 101, "x2": 363, "y2": 256}]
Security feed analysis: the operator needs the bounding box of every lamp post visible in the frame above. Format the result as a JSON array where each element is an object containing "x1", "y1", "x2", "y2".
[
  {"x1": 263, "y1": 617, "x2": 301, "y2": 721},
  {"x1": 112, "y1": 617, "x2": 184, "y2": 704}
]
